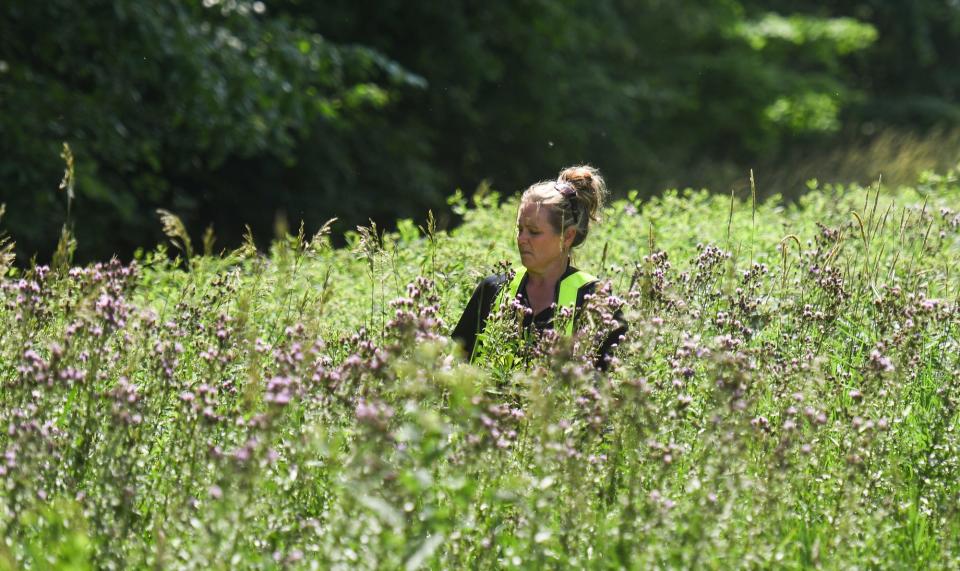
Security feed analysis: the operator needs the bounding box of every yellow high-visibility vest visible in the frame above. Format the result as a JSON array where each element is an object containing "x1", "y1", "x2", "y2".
[{"x1": 471, "y1": 268, "x2": 597, "y2": 365}]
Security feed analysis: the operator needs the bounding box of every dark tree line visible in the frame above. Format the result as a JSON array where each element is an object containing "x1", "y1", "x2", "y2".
[{"x1": 1, "y1": 0, "x2": 958, "y2": 261}]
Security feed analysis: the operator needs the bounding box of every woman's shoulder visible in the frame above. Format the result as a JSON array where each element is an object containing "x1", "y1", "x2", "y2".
[
  {"x1": 481, "y1": 273, "x2": 507, "y2": 285},
  {"x1": 479, "y1": 273, "x2": 510, "y2": 291},
  {"x1": 565, "y1": 266, "x2": 599, "y2": 287}
]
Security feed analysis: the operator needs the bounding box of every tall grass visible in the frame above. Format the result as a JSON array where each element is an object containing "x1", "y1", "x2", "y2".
[{"x1": 1, "y1": 166, "x2": 960, "y2": 568}]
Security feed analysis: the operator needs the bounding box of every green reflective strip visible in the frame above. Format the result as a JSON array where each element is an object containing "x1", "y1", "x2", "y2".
[
  {"x1": 498, "y1": 267, "x2": 527, "y2": 310},
  {"x1": 471, "y1": 268, "x2": 595, "y2": 364},
  {"x1": 557, "y1": 270, "x2": 596, "y2": 335},
  {"x1": 471, "y1": 268, "x2": 526, "y2": 363}
]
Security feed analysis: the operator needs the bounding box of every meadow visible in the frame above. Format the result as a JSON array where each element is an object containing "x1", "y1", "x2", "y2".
[{"x1": 2, "y1": 169, "x2": 960, "y2": 569}]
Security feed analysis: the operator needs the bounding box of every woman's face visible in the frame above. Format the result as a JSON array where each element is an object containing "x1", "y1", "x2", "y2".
[{"x1": 516, "y1": 201, "x2": 572, "y2": 273}]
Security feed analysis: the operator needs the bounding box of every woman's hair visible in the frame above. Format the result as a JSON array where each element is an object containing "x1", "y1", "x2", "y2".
[{"x1": 520, "y1": 164, "x2": 607, "y2": 248}]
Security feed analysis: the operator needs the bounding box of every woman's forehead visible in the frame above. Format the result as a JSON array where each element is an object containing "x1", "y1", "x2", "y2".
[{"x1": 517, "y1": 201, "x2": 548, "y2": 222}]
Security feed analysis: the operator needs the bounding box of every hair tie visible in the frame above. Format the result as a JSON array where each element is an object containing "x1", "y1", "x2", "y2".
[
  {"x1": 554, "y1": 180, "x2": 580, "y2": 223},
  {"x1": 554, "y1": 180, "x2": 576, "y2": 198}
]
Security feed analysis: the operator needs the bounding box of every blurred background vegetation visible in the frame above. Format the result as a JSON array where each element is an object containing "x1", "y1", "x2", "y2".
[{"x1": 1, "y1": 0, "x2": 959, "y2": 261}]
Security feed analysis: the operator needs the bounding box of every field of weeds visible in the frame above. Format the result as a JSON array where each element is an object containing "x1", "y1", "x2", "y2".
[{"x1": 2, "y1": 171, "x2": 960, "y2": 569}]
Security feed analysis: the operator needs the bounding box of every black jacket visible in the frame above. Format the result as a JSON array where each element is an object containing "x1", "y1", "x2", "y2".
[{"x1": 451, "y1": 266, "x2": 627, "y2": 371}]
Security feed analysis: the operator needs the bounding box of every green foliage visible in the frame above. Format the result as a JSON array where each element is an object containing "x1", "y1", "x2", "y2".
[
  {"x1": 300, "y1": 0, "x2": 882, "y2": 191},
  {"x1": 3, "y1": 168, "x2": 960, "y2": 567},
  {"x1": 7, "y1": 500, "x2": 94, "y2": 571},
  {"x1": 0, "y1": 0, "x2": 420, "y2": 259},
  {"x1": 10, "y1": 0, "x2": 948, "y2": 262},
  {"x1": 737, "y1": 13, "x2": 877, "y2": 55},
  {"x1": 749, "y1": 0, "x2": 960, "y2": 127}
]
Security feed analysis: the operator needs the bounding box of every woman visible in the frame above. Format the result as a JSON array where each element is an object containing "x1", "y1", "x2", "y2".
[{"x1": 452, "y1": 165, "x2": 627, "y2": 371}]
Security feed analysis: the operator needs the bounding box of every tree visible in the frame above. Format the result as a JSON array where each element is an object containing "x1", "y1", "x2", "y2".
[
  {"x1": 295, "y1": 0, "x2": 877, "y2": 192},
  {"x1": 1, "y1": 0, "x2": 895, "y2": 261},
  {"x1": 0, "y1": 0, "x2": 416, "y2": 260},
  {"x1": 745, "y1": 0, "x2": 960, "y2": 127}
]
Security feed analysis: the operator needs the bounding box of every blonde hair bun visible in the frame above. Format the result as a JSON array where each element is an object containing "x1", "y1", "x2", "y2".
[
  {"x1": 557, "y1": 164, "x2": 607, "y2": 225},
  {"x1": 519, "y1": 164, "x2": 608, "y2": 249}
]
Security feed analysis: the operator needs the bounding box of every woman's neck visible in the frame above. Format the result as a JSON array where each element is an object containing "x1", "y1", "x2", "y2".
[{"x1": 525, "y1": 257, "x2": 570, "y2": 290}]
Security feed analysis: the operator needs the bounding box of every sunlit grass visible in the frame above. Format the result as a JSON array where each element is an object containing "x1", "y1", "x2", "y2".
[{"x1": 1, "y1": 166, "x2": 960, "y2": 569}]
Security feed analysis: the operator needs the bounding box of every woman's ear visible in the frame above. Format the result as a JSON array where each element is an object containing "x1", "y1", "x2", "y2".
[{"x1": 563, "y1": 226, "x2": 576, "y2": 250}]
